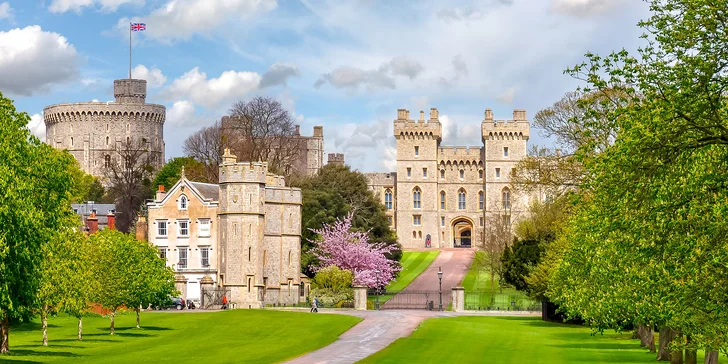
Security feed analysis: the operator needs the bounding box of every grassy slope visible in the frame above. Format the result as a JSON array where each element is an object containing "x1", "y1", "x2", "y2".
[
  {"x1": 360, "y1": 316, "x2": 684, "y2": 364},
  {"x1": 461, "y1": 251, "x2": 538, "y2": 309},
  {"x1": 1, "y1": 310, "x2": 360, "y2": 363},
  {"x1": 370, "y1": 251, "x2": 439, "y2": 304}
]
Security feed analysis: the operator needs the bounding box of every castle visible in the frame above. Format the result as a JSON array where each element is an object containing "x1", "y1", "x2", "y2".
[
  {"x1": 366, "y1": 108, "x2": 534, "y2": 250},
  {"x1": 43, "y1": 79, "x2": 166, "y2": 178},
  {"x1": 146, "y1": 149, "x2": 305, "y2": 308}
]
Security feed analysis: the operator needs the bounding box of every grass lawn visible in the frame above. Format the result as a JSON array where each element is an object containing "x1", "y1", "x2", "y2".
[
  {"x1": 369, "y1": 251, "x2": 439, "y2": 304},
  {"x1": 0, "y1": 310, "x2": 361, "y2": 363},
  {"x1": 359, "y1": 316, "x2": 690, "y2": 364},
  {"x1": 461, "y1": 251, "x2": 539, "y2": 310}
]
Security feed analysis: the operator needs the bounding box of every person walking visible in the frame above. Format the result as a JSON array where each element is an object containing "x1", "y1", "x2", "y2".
[
  {"x1": 311, "y1": 296, "x2": 318, "y2": 313},
  {"x1": 221, "y1": 295, "x2": 228, "y2": 310}
]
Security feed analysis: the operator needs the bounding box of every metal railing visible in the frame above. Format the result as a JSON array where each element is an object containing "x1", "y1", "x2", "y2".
[{"x1": 463, "y1": 291, "x2": 540, "y2": 311}]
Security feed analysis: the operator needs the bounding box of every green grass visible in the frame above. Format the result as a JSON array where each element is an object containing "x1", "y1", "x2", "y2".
[
  {"x1": 369, "y1": 251, "x2": 439, "y2": 304},
  {"x1": 359, "y1": 316, "x2": 686, "y2": 363},
  {"x1": 0, "y1": 310, "x2": 361, "y2": 363},
  {"x1": 461, "y1": 251, "x2": 539, "y2": 310}
]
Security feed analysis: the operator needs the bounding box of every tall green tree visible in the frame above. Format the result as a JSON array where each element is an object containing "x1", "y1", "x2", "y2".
[
  {"x1": 291, "y1": 164, "x2": 400, "y2": 275},
  {"x1": 0, "y1": 93, "x2": 79, "y2": 354},
  {"x1": 152, "y1": 156, "x2": 210, "y2": 192}
]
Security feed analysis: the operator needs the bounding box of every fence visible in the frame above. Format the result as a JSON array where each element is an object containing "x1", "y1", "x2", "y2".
[
  {"x1": 369, "y1": 289, "x2": 442, "y2": 310},
  {"x1": 201, "y1": 288, "x2": 230, "y2": 309},
  {"x1": 463, "y1": 290, "x2": 540, "y2": 311}
]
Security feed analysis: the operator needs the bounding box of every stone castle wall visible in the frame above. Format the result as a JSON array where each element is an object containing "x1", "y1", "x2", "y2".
[{"x1": 44, "y1": 79, "x2": 166, "y2": 179}]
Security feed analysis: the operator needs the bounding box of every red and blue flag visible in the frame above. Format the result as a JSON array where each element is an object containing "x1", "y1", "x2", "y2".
[{"x1": 131, "y1": 23, "x2": 146, "y2": 31}]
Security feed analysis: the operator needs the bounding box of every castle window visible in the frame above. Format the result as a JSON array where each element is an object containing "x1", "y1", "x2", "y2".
[
  {"x1": 159, "y1": 247, "x2": 167, "y2": 261},
  {"x1": 413, "y1": 231, "x2": 417, "y2": 238},
  {"x1": 407, "y1": 168, "x2": 412, "y2": 178},
  {"x1": 200, "y1": 247, "x2": 210, "y2": 267},
  {"x1": 479, "y1": 170, "x2": 483, "y2": 179},
  {"x1": 418, "y1": 231, "x2": 422, "y2": 239},
  {"x1": 502, "y1": 188, "x2": 511, "y2": 210},
  {"x1": 503, "y1": 147, "x2": 509, "y2": 157},
  {"x1": 459, "y1": 170, "x2": 464, "y2": 180},
  {"x1": 413, "y1": 187, "x2": 421, "y2": 209},
  {"x1": 104, "y1": 155, "x2": 111, "y2": 168},
  {"x1": 178, "y1": 248, "x2": 188, "y2": 268},
  {"x1": 126, "y1": 136, "x2": 130, "y2": 144},
  {"x1": 70, "y1": 137, "x2": 73, "y2": 147},
  {"x1": 503, "y1": 215, "x2": 511, "y2": 228},
  {"x1": 178, "y1": 220, "x2": 189, "y2": 237},
  {"x1": 199, "y1": 219, "x2": 211, "y2": 237},
  {"x1": 423, "y1": 168, "x2": 427, "y2": 178},
  {"x1": 413, "y1": 215, "x2": 421, "y2": 226},
  {"x1": 479, "y1": 191, "x2": 484, "y2": 210},
  {"x1": 248, "y1": 277, "x2": 252, "y2": 292},
  {"x1": 106, "y1": 136, "x2": 109, "y2": 146},
  {"x1": 458, "y1": 189, "x2": 466, "y2": 210},
  {"x1": 289, "y1": 251, "x2": 292, "y2": 266},
  {"x1": 385, "y1": 189, "x2": 393, "y2": 210},
  {"x1": 178, "y1": 195, "x2": 188, "y2": 210},
  {"x1": 440, "y1": 169, "x2": 445, "y2": 179},
  {"x1": 414, "y1": 146, "x2": 419, "y2": 156},
  {"x1": 249, "y1": 247, "x2": 252, "y2": 262},
  {"x1": 440, "y1": 191, "x2": 446, "y2": 210},
  {"x1": 441, "y1": 217, "x2": 445, "y2": 227},
  {"x1": 496, "y1": 168, "x2": 501, "y2": 178}
]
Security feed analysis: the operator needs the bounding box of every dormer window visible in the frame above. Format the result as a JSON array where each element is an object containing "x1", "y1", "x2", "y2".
[{"x1": 178, "y1": 195, "x2": 188, "y2": 210}]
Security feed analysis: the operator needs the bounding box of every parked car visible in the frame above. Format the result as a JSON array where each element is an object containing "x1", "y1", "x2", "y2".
[{"x1": 154, "y1": 296, "x2": 186, "y2": 310}]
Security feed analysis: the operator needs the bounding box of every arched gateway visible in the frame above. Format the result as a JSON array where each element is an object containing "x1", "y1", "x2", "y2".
[{"x1": 452, "y1": 217, "x2": 473, "y2": 248}]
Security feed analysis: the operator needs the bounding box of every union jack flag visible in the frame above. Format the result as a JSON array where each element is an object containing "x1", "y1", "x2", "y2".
[{"x1": 131, "y1": 23, "x2": 146, "y2": 31}]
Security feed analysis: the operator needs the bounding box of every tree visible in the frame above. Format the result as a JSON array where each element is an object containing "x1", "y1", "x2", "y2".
[
  {"x1": 105, "y1": 137, "x2": 156, "y2": 232},
  {"x1": 481, "y1": 210, "x2": 513, "y2": 296},
  {"x1": 309, "y1": 213, "x2": 400, "y2": 288},
  {"x1": 37, "y1": 229, "x2": 90, "y2": 345},
  {"x1": 183, "y1": 120, "x2": 225, "y2": 183},
  {"x1": 152, "y1": 156, "x2": 209, "y2": 191},
  {"x1": 88, "y1": 229, "x2": 176, "y2": 334},
  {"x1": 0, "y1": 92, "x2": 79, "y2": 354},
  {"x1": 70, "y1": 167, "x2": 109, "y2": 203},
  {"x1": 310, "y1": 265, "x2": 354, "y2": 307},
  {"x1": 224, "y1": 96, "x2": 300, "y2": 176},
  {"x1": 291, "y1": 164, "x2": 400, "y2": 275},
  {"x1": 501, "y1": 238, "x2": 544, "y2": 293},
  {"x1": 62, "y1": 235, "x2": 93, "y2": 341}
]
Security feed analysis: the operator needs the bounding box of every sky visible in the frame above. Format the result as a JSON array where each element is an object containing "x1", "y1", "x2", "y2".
[{"x1": 0, "y1": 0, "x2": 650, "y2": 173}]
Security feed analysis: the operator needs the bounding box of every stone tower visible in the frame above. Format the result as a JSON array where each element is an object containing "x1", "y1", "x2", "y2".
[
  {"x1": 393, "y1": 108, "x2": 443, "y2": 248},
  {"x1": 327, "y1": 153, "x2": 345, "y2": 166},
  {"x1": 43, "y1": 79, "x2": 166, "y2": 179}
]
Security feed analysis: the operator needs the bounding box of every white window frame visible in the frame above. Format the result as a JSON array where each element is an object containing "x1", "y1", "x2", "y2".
[
  {"x1": 159, "y1": 247, "x2": 168, "y2": 261},
  {"x1": 200, "y1": 246, "x2": 210, "y2": 267},
  {"x1": 178, "y1": 220, "x2": 190, "y2": 237},
  {"x1": 198, "y1": 219, "x2": 211, "y2": 238},
  {"x1": 178, "y1": 247, "x2": 188, "y2": 269},
  {"x1": 157, "y1": 220, "x2": 168, "y2": 237},
  {"x1": 178, "y1": 195, "x2": 188, "y2": 210}
]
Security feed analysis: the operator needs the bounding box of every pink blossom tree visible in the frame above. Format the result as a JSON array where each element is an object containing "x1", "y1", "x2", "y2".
[{"x1": 310, "y1": 213, "x2": 400, "y2": 288}]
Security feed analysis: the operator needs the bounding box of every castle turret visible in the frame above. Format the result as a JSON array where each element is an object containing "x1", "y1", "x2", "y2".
[
  {"x1": 327, "y1": 153, "x2": 345, "y2": 166},
  {"x1": 114, "y1": 79, "x2": 147, "y2": 104}
]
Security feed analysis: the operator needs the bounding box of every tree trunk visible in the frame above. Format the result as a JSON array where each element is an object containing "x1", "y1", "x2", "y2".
[
  {"x1": 704, "y1": 351, "x2": 718, "y2": 364},
  {"x1": 77, "y1": 317, "x2": 83, "y2": 341},
  {"x1": 670, "y1": 349, "x2": 684, "y2": 364},
  {"x1": 42, "y1": 307, "x2": 48, "y2": 347},
  {"x1": 657, "y1": 327, "x2": 672, "y2": 361},
  {"x1": 685, "y1": 349, "x2": 697, "y2": 364},
  {"x1": 110, "y1": 311, "x2": 115, "y2": 335},
  {"x1": 1, "y1": 312, "x2": 9, "y2": 354},
  {"x1": 647, "y1": 327, "x2": 656, "y2": 353},
  {"x1": 136, "y1": 308, "x2": 140, "y2": 329},
  {"x1": 638, "y1": 325, "x2": 647, "y2": 347}
]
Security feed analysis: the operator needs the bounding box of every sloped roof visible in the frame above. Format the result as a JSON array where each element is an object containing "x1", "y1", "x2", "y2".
[{"x1": 189, "y1": 181, "x2": 219, "y2": 202}]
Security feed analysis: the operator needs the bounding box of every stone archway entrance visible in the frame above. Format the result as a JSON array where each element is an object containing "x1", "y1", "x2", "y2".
[{"x1": 452, "y1": 218, "x2": 473, "y2": 248}]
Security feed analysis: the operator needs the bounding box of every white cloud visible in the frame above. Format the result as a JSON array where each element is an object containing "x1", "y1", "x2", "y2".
[
  {"x1": 259, "y1": 63, "x2": 299, "y2": 88},
  {"x1": 117, "y1": 0, "x2": 277, "y2": 42},
  {"x1": 132, "y1": 64, "x2": 167, "y2": 88},
  {"x1": 166, "y1": 100, "x2": 197, "y2": 125},
  {"x1": 496, "y1": 86, "x2": 518, "y2": 104},
  {"x1": 49, "y1": 0, "x2": 143, "y2": 13},
  {"x1": 0, "y1": 2, "x2": 13, "y2": 19},
  {"x1": 165, "y1": 67, "x2": 261, "y2": 109},
  {"x1": 314, "y1": 56, "x2": 424, "y2": 91},
  {"x1": 0, "y1": 26, "x2": 80, "y2": 96},
  {"x1": 550, "y1": 0, "x2": 624, "y2": 17},
  {"x1": 28, "y1": 114, "x2": 46, "y2": 142}
]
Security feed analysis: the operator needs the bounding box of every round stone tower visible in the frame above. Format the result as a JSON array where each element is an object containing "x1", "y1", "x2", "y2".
[{"x1": 44, "y1": 79, "x2": 166, "y2": 179}]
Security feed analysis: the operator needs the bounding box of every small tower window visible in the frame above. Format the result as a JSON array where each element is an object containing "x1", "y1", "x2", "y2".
[
  {"x1": 423, "y1": 168, "x2": 427, "y2": 178},
  {"x1": 104, "y1": 155, "x2": 111, "y2": 168},
  {"x1": 459, "y1": 170, "x2": 464, "y2": 180},
  {"x1": 479, "y1": 191, "x2": 484, "y2": 210},
  {"x1": 504, "y1": 147, "x2": 509, "y2": 157},
  {"x1": 502, "y1": 188, "x2": 511, "y2": 210},
  {"x1": 70, "y1": 137, "x2": 73, "y2": 146},
  {"x1": 385, "y1": 189, "x2": 393, "y2": 210},
  {"x1": 458, "y1": 189, "x2": 466, "y2": 210},
  {"x1": 440, "y1": 169, "x2": 445, "y2": 179},
  {"x1": 407, "y1": 168, "x2": 412, "y2": 178},
  {"x1": 413, "y1": 187, "x2": 421, "y2": 209},
  {"x1": 414, "y1": 146, "x2": 419, "y2": 156},
  {"x1": 106, "y1": 136, "x2": 109, "y2": 146},
  {"x1": 496, "y1": 168, "x2": 501, "y2": 178},
  {"x1": 440, "y1": 191, "x2": 446, "y2": 210},
  {"x1": 479, "y1": 170, "x2": 483, "y2": 179}
]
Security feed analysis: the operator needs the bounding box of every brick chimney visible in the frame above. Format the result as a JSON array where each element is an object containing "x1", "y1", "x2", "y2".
[
  {"x1": 86, "y1": 211, "x2": 99, "y2": 234},
  {"x1": 156, "y1": 185, "x2": 167, "y2": 201},
  {"x1": 107, "y1": 211, "x2": 116, "y2": 231}
]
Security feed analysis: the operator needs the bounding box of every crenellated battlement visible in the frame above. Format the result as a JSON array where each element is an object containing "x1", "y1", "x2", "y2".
[
  {"x1": 481, "y1": 108, "x2": 530, "y2": 141},
  {"x1": 438, "y1": 146, "x2": 483, "y2": 164},
  {"x1": 219, "y1": 148, "x2": 269, "y2": 184},
  {"x1": 393, "y1": 108, "x2": 442, "y2": 140}
]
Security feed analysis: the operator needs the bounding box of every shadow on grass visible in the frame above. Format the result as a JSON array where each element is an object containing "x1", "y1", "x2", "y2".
[
  {"x1": 15, "y1": 344, "x2": 85, "y2": 349},
  {"x1": 53, "y1": 338, "x2": 115, "y2": 343},
  {"x1": 113, "y1": 325, "x2": 172, "y2": 331},
  {"x1": 0, "y1": 349, "x2": 84, "y2": 358},
  {"x1": 550, "y1": 342, "x2": 641, "y2": 350},
  {"x1": 10, "y1": 322, "x2": 61, "y2": 332}
]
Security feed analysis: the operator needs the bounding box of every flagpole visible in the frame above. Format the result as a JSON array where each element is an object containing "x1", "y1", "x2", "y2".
[{"x1": 129, "y1": 22, "x2": 132, "y2": 79}]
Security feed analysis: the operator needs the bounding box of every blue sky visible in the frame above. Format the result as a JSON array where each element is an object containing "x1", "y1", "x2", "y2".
[{"x1": 0, "y1": 0, "x2": 649, "y2": 172}]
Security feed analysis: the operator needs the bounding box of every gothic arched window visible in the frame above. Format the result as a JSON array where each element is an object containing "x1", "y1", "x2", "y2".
[
  {"x1": 479, "y1": 191, "x2": 484, "y2": 210},
  {"x1": 458, "y1": 189, "x2": 466, "y2": 210},
  {"x1": 104, "y1": 154, "x2": 110, "y2": 168},
  {"x1": 502, "y1": 188, "x2": 511, "y2": 210},
  {"x1": 178, "y1": 195, "x2": 188, "y2": 211},
  {"x1": 385, "y1": 189, "x2": 393, "y2": 210},
  {"x1": 413, "y1": 187, "x2": 421, "y2": 209},
  {"x1": 440, "y1": 191, "x2": 446, "y2": 210}
]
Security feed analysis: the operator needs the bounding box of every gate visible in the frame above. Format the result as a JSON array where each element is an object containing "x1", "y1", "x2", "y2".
[
  {"x1": 373, "y1": 290, "x2": 441, "y2": 310},
  {"x1": 201, "y1": 287, "x2": 230, "y2": 309}
]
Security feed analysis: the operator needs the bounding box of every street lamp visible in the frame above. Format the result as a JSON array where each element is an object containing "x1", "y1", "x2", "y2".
[
  {"x1": 375, "y1": 269, "x2": 381, "y2": 310},
  {"x1": 437, "y1": 267, "x2": 443, "y2": 311}
]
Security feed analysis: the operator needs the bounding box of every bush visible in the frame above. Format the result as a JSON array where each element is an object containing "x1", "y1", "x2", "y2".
[{"x1": 312, "y1": 265, "x2": 353, "y2": 290}]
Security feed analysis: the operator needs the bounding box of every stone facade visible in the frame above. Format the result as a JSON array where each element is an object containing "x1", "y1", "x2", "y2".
[
  {"x1": 366, "y1": 108, "x2": 535, "y2": 250},
  {"x1": 44, "y1": 79, "x2": 166, "y2": 179},
  {"x1": 147, "y1": 149, "x2": 303, "y2": 308},
  {"x1": 327, "y1": 153, "x2": 345, "y2": 166}
]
